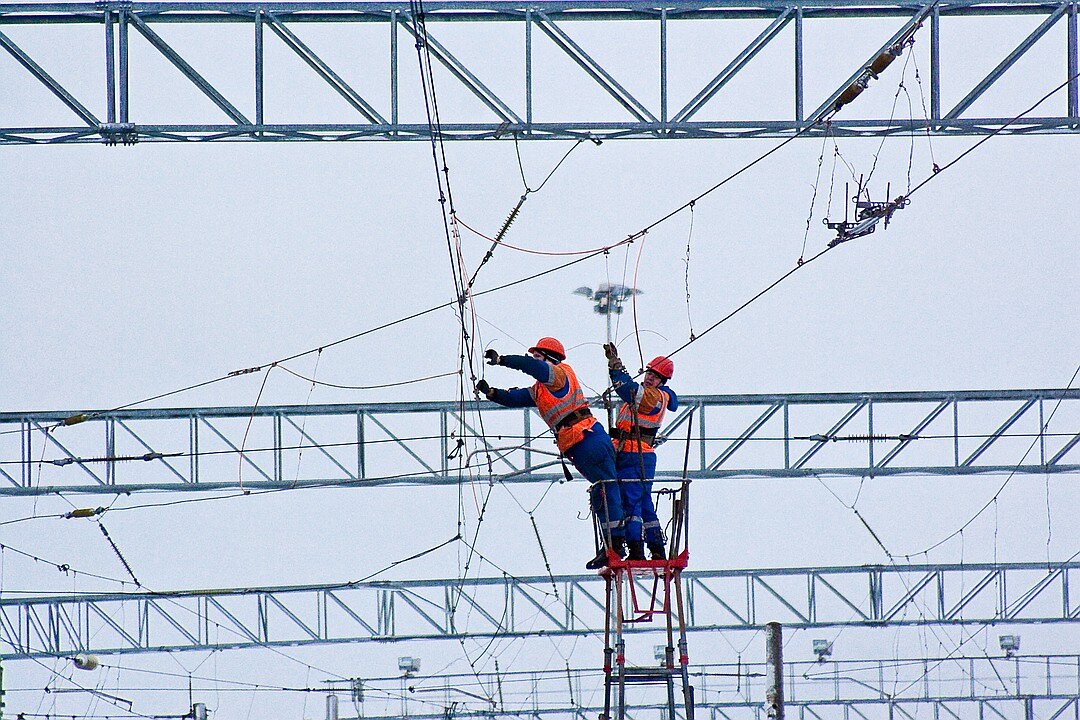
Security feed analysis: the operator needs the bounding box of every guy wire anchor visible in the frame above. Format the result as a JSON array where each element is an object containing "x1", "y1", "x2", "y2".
[{"x1": 824, "y1": 178, "x2": 910, "y2": 247}]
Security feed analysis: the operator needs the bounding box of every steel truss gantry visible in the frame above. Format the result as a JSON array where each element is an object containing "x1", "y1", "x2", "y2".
[
  {"x1": 310, "y1": 654, "x2": 1080, "y2": 720},
  {"x1": 4, "y1": 561, "x2": 1080, "y2": 658},
  {"x1": 1, "y1": 0, "x2": 1079, "y2": 144},
  {"x1": 1, "y1": 388, "x2": 1077, "y2": 496}
]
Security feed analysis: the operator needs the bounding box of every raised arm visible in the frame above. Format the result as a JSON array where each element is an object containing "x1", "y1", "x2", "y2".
[
  {"x1": 487, "y1": 386, "x2": 536, "y2": 408},
  {"x1": 500, "y1": 354, "x2": 554, "y2": 384},
  {"x1": 609, "y1": 365, "x2": 641, "y2": 405}
]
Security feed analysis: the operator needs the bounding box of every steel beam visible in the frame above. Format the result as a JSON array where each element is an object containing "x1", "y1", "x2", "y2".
[
  {"x1": 1, "y1": 1, "x2": 1079, "y2": 142},
  {"x1": 1, "y1": 389, "x2": 1078, "y2": 496},
  {"x1": 3, "y1": 561, "x2": 1079, "y2": 658},
  {"x1": 270, "y1": 657, "x2": 1080, "y2": 720}
]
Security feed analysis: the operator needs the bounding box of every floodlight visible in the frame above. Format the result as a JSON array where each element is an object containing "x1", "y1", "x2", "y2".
[
  {"x1": 398, "y1": 656, "x2": 421, "y2": 675},
  {"x1": 812, "y1": 639, "x2": 833, "y2": 662},
  {"x1": 999, "y1": 635, "x2": 1020, "y2": 657},
  {"x1": 654, "y1": 645, "x2": 668, "y2": 664}
]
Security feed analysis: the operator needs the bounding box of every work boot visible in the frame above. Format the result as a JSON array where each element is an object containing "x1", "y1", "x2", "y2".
[
  {"x1": 586, "y1": 537, "x2": 629, "y2": 570},
  {"x1": 586, "y1": 549, "x2": 610, "y2": 570},
  {"x1": 611, "y1": 537, "x2": 627, "y2": 560},
  {"x1": 648, "y1": 542, "x2": 667, "y2": 560},
  {"x1": 627, "y1": 541, "x2": 646, "y2": 561}
]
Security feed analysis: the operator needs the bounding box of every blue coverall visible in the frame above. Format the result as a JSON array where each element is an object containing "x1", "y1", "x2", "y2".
[
  {"x1": 487, "y1": 355, "x2": 624, "y2": 542},
  {"x1": 610, "y1": 365, "x2": 678, "y2": 546}
]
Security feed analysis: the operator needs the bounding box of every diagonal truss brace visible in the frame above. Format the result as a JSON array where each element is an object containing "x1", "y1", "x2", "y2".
[
  {"x1": 791, "y1": 401, "x2": 867, "y2": 469},
  {"x1": 115, "y1": 419, "x2": 188, "y2": 483},
  {"x1": 400, "y1": 15, "x2": 521, "y2": 124},
  {"x1": 0, "y1": 27, "x2": 99, "y2": 127},
  {"x1": 945, "y1": 4, "x2": 1069, "y2": 119},
  {"x1": 875, "y1": 399, "x2": 950, "y2": 469},
  {"x1": 960, "y1": 398, "x2": 1035, "y2": 466},
  {"x1": 264, "y1": 12, "x2": 386, "y2": 124},
  {"x1": 672, "y1": 9, "x2": 794, "y2": 123},
  {"x1": 708, "y1": 402, "x2": 782, "y2": 470},
  {"x1": 126, "y1": 11, "x2": 250, "y2": 124},
  {"x1": 533, "y1": 9, "x2": 657, "y2": 124},
  {"x1": 808, "y1": 4, "x2": 933, "y2": 122}
]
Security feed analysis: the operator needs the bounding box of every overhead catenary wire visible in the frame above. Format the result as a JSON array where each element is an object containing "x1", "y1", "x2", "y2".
[
  {"x1": 275, "y1": 365, "x2": 461, "y2": 390},
  {"x1": 10, "y1": 38, "x2": 1080, "y2": 720},
  {"x1": 657, "y1": 66, "x2": 1080, "y2": 369},
  {"x1": 901, "y1": 360, "x2": 1080, "y2": 558},
  {"x1": 0, "y1": 541, "x2": 133, "y2": 587},
  {"x1": 464, "y1": 136, "x2": 589, "y2": 288},
  {"x1": 7, "y1": 73, "x2": 856, "y2": 446}
]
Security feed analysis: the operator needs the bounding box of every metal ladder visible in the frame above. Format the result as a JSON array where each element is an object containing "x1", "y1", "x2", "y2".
[{"x1": 600, "y1": 482, "x2": 694, "y2": 720}]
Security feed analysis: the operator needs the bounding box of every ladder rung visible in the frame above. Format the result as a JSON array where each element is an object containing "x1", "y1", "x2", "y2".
[{"x1": 621, "y1": 666, "x2": 679, "y2": 681}]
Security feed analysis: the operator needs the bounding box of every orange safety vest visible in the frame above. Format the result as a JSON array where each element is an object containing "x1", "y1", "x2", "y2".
[
  {"x1": 613, "y1": 387, "x2": 669, "y2": 454},
  {"x1": 530, "y1": 363, "x2": 596, "y2": 453}
]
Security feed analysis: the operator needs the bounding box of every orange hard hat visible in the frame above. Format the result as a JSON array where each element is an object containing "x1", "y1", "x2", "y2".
[
  {"x1": 646, "y1": 356, "x2": 674, "y2": 380},
  {"x1": 529, "y1": 337, "x2": 566, "y2": 362}
]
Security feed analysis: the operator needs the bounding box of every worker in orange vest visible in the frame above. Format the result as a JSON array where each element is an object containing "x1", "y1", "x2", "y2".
[
  {"x1": 476, "y1": 337, "x2": 626, "y2": 569},
  {"x1": 605, "y1": 343, "x2": 677, "y2": 561}
]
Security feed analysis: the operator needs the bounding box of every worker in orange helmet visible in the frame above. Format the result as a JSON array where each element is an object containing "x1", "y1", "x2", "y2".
[
  {"x1": 476, "y1": 337, "x2": 626, "y2": 569},
  {"x1": 605, "y1": 344, "x2": 678, "y2": 561}
]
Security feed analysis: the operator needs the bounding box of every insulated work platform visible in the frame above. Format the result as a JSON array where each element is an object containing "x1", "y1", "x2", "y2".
[{"x1": 600, "y1": 483, "x2": 694, "y2": 720}]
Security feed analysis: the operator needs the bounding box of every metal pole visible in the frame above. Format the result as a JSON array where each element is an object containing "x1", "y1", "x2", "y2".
[
  {"x1": 605, "y1": 305, "x2": 614, "y2": 427},
  {"x1": 391, "y1": 9, "x2": 399, "y2": 128},
  {"x1": 602, "y1": 575, "x2": 614, "y2": 720},
  {"x1": 794, "y1": 7, "x2": 803, "y2": 123},
  {"x1": 105, "y1": 9, "x2": 115, "y2": 124},
  {"x1": 118, "y1": 8, "x2": 129, "y2": 123},
  {"x1": 525, "y1": 8, "x2": 533, "y2": 131},
  {"x1": 930, "y1": 3, "x2": 941, "y2": 123},
  {"x1": 766, "y1": 622, "x2": 783, "y2": 720},
  {"x1": 1069, "y1": 1, "x2": 1078, "y2": 119},
  {"x1": 660, "y1": 8, "x2": 668, "y2": 127},
  {"x1": 255, "y1": 10, "x2": 264, "y2": 126},
  {"x1": 616, "y1": 572, "x2": 627, "y2": 720}
]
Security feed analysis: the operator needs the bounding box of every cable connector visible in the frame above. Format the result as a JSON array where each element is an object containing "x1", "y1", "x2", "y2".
[
  {"x1": 228, "y1": 365, "x2": 263, "y2": 377},
  {"x1": 64, "y1": 507, "x2": 106, "y2": 519}
]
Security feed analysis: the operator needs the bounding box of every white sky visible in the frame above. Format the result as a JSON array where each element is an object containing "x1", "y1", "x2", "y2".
[{"x1": 1, "y1": 6, "x2": 1079, "y2": 719}]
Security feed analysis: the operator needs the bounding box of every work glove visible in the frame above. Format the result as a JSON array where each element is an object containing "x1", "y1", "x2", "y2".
[
  {"x1": 603, "y1": 342, "x2": 625, "y2": 372},
  {"x1": 475, "y1": 379, "x2": 495, "y2": 399},
  {"x1": 484, "y1": 349, "x2": 502, "y2": 366}
]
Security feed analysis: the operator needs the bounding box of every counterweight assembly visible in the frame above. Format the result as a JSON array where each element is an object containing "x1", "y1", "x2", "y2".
[{"x1": 600, "y1": 482, "x2": 694, "y2": 720}]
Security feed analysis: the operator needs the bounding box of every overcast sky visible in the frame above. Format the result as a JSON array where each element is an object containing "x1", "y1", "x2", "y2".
[{"x1": 2, "y1": 6, "x2": 1079, "y2": 719}]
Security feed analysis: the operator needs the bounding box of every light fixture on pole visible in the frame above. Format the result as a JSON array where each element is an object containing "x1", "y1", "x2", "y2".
[
  {"x1": 999, "y1": 635, "x2": 1020, "y2": 658},
  {"x1": 398, "y1": 657, "x2": 421, "y2": 718},
  {"x1": 572, "y1": 283, "x2": 642, "y2": 347},
  {"x1": 812, "y1": 639, "x2": 833, "y2": 662},
  {"x1": 573, "y1": 283, "x2": 642, "y2": 425}
]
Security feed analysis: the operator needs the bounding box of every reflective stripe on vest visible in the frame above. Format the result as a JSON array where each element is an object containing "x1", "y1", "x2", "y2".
[
  {"x1": 531, "y1": 364, "x2": 589, "y2": 430},
  {"x1": 615, "y1": 386, "x2": 669, "y2": 454}
]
